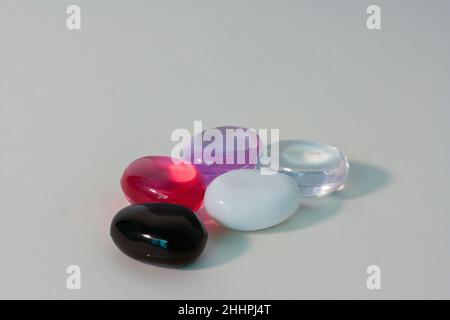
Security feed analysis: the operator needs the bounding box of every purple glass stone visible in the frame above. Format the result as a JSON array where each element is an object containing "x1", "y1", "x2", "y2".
[{"x1": 182, "y1": 126, "x2": 263, "y2": 185}]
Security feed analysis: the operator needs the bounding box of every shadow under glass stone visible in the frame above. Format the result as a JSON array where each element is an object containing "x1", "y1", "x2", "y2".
[{"x1": 334, "y1": 161, "x2": 392, "y2": 200}]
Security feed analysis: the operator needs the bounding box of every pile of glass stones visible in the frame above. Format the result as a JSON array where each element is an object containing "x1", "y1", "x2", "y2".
[{"x1": 110, "y1": 126, "x2": 349, "y2": 267}]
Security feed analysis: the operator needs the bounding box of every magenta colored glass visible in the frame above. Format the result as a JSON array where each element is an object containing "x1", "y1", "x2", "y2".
[
  {"x1": 182, "y1": 126, "x2": 263, "y2": 185},
  {"x1": 121, "y1": 156, "x2": 206, "y2": 211}
]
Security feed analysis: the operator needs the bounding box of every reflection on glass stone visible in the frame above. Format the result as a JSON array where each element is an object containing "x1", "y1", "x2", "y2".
[{"x1": 258, "y1": 140, "x2": 349, "y2": 197}]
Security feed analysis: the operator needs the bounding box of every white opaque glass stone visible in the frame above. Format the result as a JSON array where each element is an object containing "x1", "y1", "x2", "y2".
[
  {"x1": 204, "y1": 169, "x2": 301, "y2": 231},
  {"x1": 258, "y1": 140, "x2": 349, "y2": 197}
]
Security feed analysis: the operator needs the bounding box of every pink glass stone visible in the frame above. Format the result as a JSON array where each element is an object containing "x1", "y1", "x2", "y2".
[
  {"x1": 182, "y1": 126, "x2": 263, "y2": 185},
  {"x1": 121, "y1": 156, "x2": 206, "y2": 211}
]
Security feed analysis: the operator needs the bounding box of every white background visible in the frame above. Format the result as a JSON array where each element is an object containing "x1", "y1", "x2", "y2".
[{"x1": 1, "y1": 0, "x2": 449, "y2": 299}]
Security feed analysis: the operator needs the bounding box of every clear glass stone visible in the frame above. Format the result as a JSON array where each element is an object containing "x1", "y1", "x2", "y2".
[{"x1": 258, "y1": 140, "x2": 349, "y2": 197}]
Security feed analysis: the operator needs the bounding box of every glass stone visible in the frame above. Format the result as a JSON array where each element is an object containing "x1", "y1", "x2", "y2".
[
  {"x1": 258, "y1": 140, "x2": 349, "y2": 197},
  {"x1": 182, "y1": 126, "x2": 263, "y2": 185},
  {"x1": 204, "y1": 169, "x2": 301, "y2": 231},
  {"x1": 121, "y1": 156, "x2": 206, "y2": 211},
  {"x1": 110, "y1": 203, "x2": 207, "y2": 267}
]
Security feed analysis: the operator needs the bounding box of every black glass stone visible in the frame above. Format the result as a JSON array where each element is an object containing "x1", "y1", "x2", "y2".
[{"x1": 110, "y1": 203, "x2": 208, "y2": 267}]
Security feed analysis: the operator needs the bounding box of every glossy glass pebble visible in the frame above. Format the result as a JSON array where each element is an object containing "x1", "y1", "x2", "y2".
[
  {"x1": 182, "y1": 126, "x2": 262, "y2": 185},
  {"x1": 121, "y1": 156, "x2": 206, "y2": 211},
  {"x1": 204, "y1": 169, "x2": 301, "y2": 231},
  {"x1": 110, "y1": 203, "x2": 208, "y2": 267},
  {"x1": 258, "y1": 140, "x2": 349, "y2": 197}
]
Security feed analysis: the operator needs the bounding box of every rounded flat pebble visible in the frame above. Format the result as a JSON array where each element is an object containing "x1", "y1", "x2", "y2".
[
  {"x1": 204, "y1": 169, "x2": 301, "y2": 231},
  {"x1": 182, "y1": 126, "x2": 262, "y2": 185},
  {"x1": 121, "y1": 156, "x2": 206, "y2": 211},
  {"x1": 258, "y1": 140, "x2": 349, "y2": 197},
  {"x1": 110, "y1": 203, "x2": 208, "y2": 267}
]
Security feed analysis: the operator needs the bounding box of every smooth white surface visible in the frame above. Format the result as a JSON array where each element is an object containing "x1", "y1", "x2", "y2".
[
  {"x1": 204, "y1": 169, "x2": 301, "y2": 231},
  {"x1": 1, "y1": 1, "x2": 450, "y2": 299}
]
